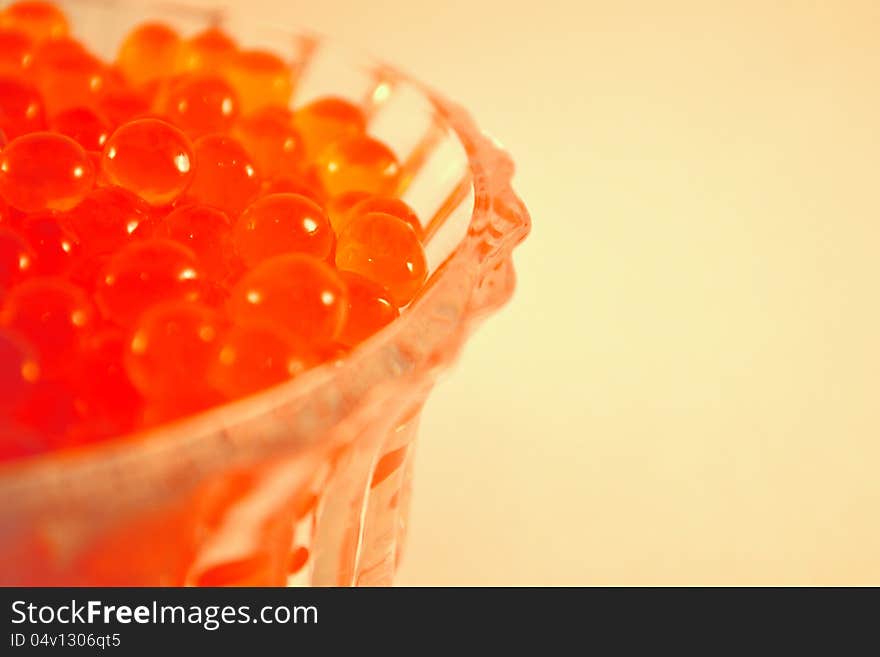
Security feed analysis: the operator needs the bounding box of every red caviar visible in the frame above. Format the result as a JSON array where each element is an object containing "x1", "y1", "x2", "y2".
[
  {"x1": 65, "y1": 186, "x2": 152, "y2": 258},
  {"x1": 19, "y1": 211, "x2": 81, "y2": 275},
  {"x1": 94, "y1": 239, "x2": 203, "y2": 326},
  {"x1": 233, "y1": 193, "x2": 334, "y2": 266},
  {"x1": 0, "y1": 132, "x2": 95, "y2": 212},
  {"x1": 228, "y1": 254, "x2": 348, "y2": 344},
  {"x1": 315, "y1": 135, "x2": 402, "y2": 197},
  {"x1": 0, "y1": 1, "x2": 68, "y2": 42},
  {"x1": 0, "y1": 327, "x2": 40, "y2": 409},
  {"x1": 0, "y1": 76, "x2": 47, "y2": 139},
  {"x1": 0, "y1": 227, "x2": 36, "y2": 291},
  {"x1": 176, "y1": 27, "x2": 236, "y2": 73},
  {"x1": 126, "y1": 301, "x2": 224, "y2": 403},
  {"x1": 153, "y1": 203, "x2": 234, "y2": 279},
  {"x1": 294, "y1": 97, "x2": 366, "y2": 158},
  {"x1": 101, "y1": 118, "x2": 195, "y2": 206},
  {"x1": 116, "y1": 23, "x2": 180, "y2": 88},
  {"x1": 163, "y1": 75, "x2": 240, "y2": 138},
  {"x1": 50, "y1": 106, "x2": 111, "y2": 151},
  {"x1": 0, "y1": 28, "x2": 35, "y2": 75},
  {"x1": 343, "y1": 195, "x2": 422, "y2": 237},
  {"x1": 0, "y1": 277, "x2": 94, "y2": 376},
  {"x1": 209, "y1": 321, "x2": 318, "y2": 399},
  {"x1": 337, "y1": 271, "x2": 399, "y2": 347},
  {"x1": 336, "y1": 212, "x2": 426, "y2": 306},
  {"x1": 233, "y1": 107, "x2": 303, "y2": 178},
  {"x1": 30, "y1": 37, "x2": 107, "y2": 113},
  {"x1": 0, "y1": 5, "x2": 432, "y2": 456},
  {"x1": 225, "y1": 50, "x2": 293, "y2": 114},
  {"x1": 187, "y1": 134, "x2": 260, "y2": 217}
]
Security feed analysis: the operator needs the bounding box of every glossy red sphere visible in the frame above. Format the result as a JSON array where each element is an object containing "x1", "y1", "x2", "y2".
[
  {"x1": 0, "y1": 1, "x2": 69, "y2": 42},
  {"x1": 293, "y1": 97, "x2": 366, "y2": 159},
  {"x1": 153, "y1": 203, "x2": 234, "y2": 279},
  {"x1": 20, "y1": 211, "x2": 81, "y2": 275},
  {"x1": 233, "y1": 193, "x2": 334, "y2": 266},
  {"x1": 209, "y1": 321, "x2": 319, "y2": 399},
  {"x1": 0, "y1": 277, "x2": 94, "y2": 376},
  {"x1": 125, "y1": 300, "x2": 224, "y2": 402},
  {"x1": 187, "y1": 134, "x2": 261, "y2": 217},
  {"x1": 0, "y1": 327, "x2": 40, "y2": 410},
  {"x1": 337, "y1": 271, "x2": 399, "y2": 347},
  {"x1": 164, "y1": 75, "x2": 239, "y2": 138},
  {"x1": 116, "y1": 22, "x2": 180, "y2": 88},
  {"x1": 345, "y1": 195, "x2": 422, "y2": 238},
  {"x1": 94, "y1": 239, "x2": 203, "y2": 325},
  {"x1": 0, "y1": 227, "x2": 36, "y2": 292},
  {"x1": 30, "y1": 37, "x2": 107, "y2": 113},
  {"x1": 0, "y1": 28, "x2": 35, "y2": 75},
  {"x1": 233, "y1": 107, "x2": 303, "y2": 178},
  {"x1": 50, "y1": 106, "x2": 111, "y2": 151},
  {"x1": 335, "y1": 212, "x2": 427, "y2": 306},
  {"x1": 65, "y1": 186, "x2": 152, "y2": 258},
  {"x1": 0, "y1": 75, "x2": 46, "y2": 139},
  {"x1": 101, "y1": 118, "x2": 194, "y2": 206},
  {"x1": 228, "y1": 254, "x2": 347, "y2": 344},
  {"x1": 0, "y1": 132, "x2": 95, "y2": 212}
]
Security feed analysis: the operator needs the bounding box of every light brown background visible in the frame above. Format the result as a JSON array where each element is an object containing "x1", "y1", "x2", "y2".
[{"x1": 192, "y1": 0, "x2": 878, "y2": 584}]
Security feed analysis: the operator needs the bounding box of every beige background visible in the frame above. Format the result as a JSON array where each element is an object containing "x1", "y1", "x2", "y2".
[{"x1": 190, "y1": 0, "x2": 876, "y2": 584}]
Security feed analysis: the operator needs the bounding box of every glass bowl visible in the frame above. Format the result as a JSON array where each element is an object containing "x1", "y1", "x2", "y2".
[{"x1": 0, "y1": 0, "x2": 530, "y2": 586}]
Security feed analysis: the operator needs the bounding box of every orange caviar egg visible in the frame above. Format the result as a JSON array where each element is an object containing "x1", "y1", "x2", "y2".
[
  {"x1": 70, "y1": 328, "x2": 142, "y2": 439},
  {"x1": 0, "y1": 132, "x2": 95, "y2": 212},
  {"x1": 233, "y1": 193, "x2": 334, "y2": 266},
  {"x1": 101, "y1": 118, "x2": 195, "y2": 206},
  {"x1": 97, "y1": 87, "x2": 151, "y2": 128},
  {"x1": 187, "y1": 134, "x2": 260, "y2": 217},
  {"x1": 50, "y1": 106, "x2": 111, "y2": 151},
  {"x1": 65, "y1": 186, "x2": 151, "y2": 258},
  {"x1": 153, "y1": 203, "x2": 234, "y2": 279},
  {"x1": 30, "y1": 37, "x2": 107, "y2": 113},
  {"x1": 0, "y1": 1, "x2": 68, "y2": 42},
  {"x1": 0, "y1": 327, "x2": 40, "y2": 411},
  {"x1": 225, "y1": 50, "x2": 293, "y2": 114},
  {"x1": 0, "y1": 28, "x2": 34, "y2": 74},
  {"x1": 163, "y1": 75, "x2": 239, "y2": 138},
  {"x1": 293, "y1": 97, "x2": 366, "y2": 158},
  {"x1": 0, "y1": 277, "x2": 94, "y2": 376},
  {"x1": 0, "y1": 76, "x2": 47, "y2": 139},
  {"x1": 116, "y1": 23, "x2": 180, "y2": 88},
  {"x1": 0, "y1": 227, "x2": 36, "y2": 291},
  {"x1": 176, "y1": 27, "x2": 236, "y2": 73},
  {"x1": 315, "y1": 134, "x2": 401, "y2": 197},
  {"x1": 125, "y1": 301, "x2": 224, "y2": 403},
  {"x1": 335, "y1": 212, "x2": 427, "y2": 306},
  {"x1": 228, "y1": 254, "x2": 347, "y2": 344},
  {"x1": 13, "y1": 377, "x2": 86, "y2": 443},
  {"x1": 233, "y1": 107, "x2": 303, "y2": 178},
  {"x1": 209, "y1": 321, "x2": 318, "y2": 399},
  {"x1": 20, "y1": 211, "x2": 81, "y2": 275},
  {"x1": 94, "y1": 239, "x2": 203, "y2": 325},
  {"x1": 337, "y1": 271, "x2": 399, "y2": 347},
  {"x1": 342, "y1": 195, "x2": 422, "y2": 237}
]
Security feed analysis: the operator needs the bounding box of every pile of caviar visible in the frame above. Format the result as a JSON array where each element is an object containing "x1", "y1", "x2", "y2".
[{"x1": 0, "y1": 2, "x2": 428, "y2": 461}]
